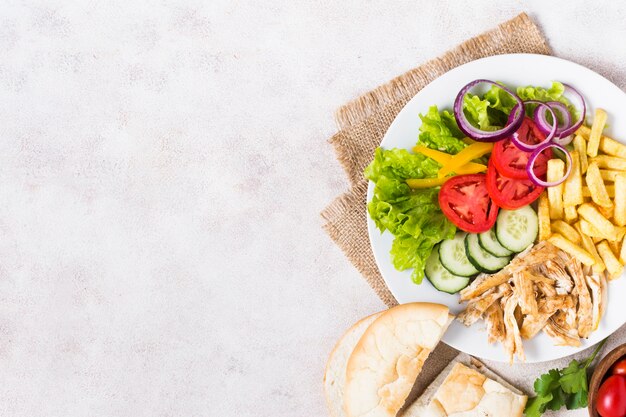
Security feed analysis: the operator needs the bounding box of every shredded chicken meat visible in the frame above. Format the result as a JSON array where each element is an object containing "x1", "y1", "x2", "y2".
[{"x1": 457, "y1": 242, "x2": 608, "y2": 363}]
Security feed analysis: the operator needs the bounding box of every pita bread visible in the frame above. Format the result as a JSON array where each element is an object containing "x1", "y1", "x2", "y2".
[
  {"x1": 344, "y1": 303, "x2": 451, "y2": 417},
  {"x1": 324, "y1": 312, "x2": 383, "y2": 417},
  {"x1": 401, "y1": 355, "x2": 527, "y2": 417}
]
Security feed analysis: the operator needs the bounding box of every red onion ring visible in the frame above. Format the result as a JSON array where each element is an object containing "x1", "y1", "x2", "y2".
[
  {"x1": 510, "y1": 100, "x2": 557, "y2": 152},
  {"x1": 454, "y1": 80, "x2": 524, "y2": 142},
  {"x1": 534, "y1": 101, "x2": 571, "y2": 136},
  {"x1": 558, "y1": 84, "x2": 586, "y2": 137},
  {"x1": 533, "y1": 84, "x2": 586, "y2": 141},
  {"x1": 527, "y1": 143, "x2": 573, "y2": 187}
]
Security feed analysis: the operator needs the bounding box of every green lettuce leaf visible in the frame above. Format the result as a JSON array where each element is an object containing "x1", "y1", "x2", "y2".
[
  {"x1": 365, "y1": 147, "x2": 456, "y2": 284},
  {"x1": 517, "y1": 81, "x2": 578, "y2": 120},
  {"x1": 416, "y1": 106, "x2": 466, "y2": 154},
  {"x1": 462, "y1": 83, "x2": 517, "y2": 131}
]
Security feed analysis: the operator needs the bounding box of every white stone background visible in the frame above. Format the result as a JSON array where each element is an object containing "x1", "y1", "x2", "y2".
[{"x1": 1, "y1": 1, "x2": 625, "y2": 416}]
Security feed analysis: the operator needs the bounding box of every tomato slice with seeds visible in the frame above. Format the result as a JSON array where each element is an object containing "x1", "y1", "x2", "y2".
[
  {"x1": 486, "y1": 158, "x2": 544, "y2": 210},
  {"x1": 438, "y1": 174, "x2": 499, "y2": 233},
  {"x1": 491, "y1": 117, "x2": 552, "y2": 180}
]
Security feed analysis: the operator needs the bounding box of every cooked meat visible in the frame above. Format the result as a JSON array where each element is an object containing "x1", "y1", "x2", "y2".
[
  {"x1": 585, "y1": 268, "x2": 607, "y2": 332},
  {"x1": 457, "y1": 285, "x2": 511, "y2": 326},
  {"x1": 563, "y1": 255, "x2": 594, "y2": 338},
  {"x1": 513, "y1": 271, "x2": 538, "y2": 315},
  {"x1": 484, "y1": 302, "x2": 506, "y2": 344},
  {"x1": 458, "y1": 242, "x2": 603, "y2": 362},
  {"x1": 503, "y1": 294, "x2": 525, "y2": 363},
  {"x1": 537, "y1": 260, "x2": 573, "y2": 295},
  {"x1": 520, "y1": 295, "x2": 574, "y2": 339},
  {"x1": 460, "y1": 242, "x2": 559, "y2": 301},
  {"x1": 544, "y1": 310, "x2": 581, "y2": 347}
]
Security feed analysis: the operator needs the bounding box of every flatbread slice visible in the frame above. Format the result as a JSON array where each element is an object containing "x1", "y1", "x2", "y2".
[
  {"x1": 344, "y1": 303, "x2": 452, "y2": 417},
  {"x1": 324, "y1": 312, "x2": 383, "y2": 417},
  {"x1": 402, "y1": 355, "x2": 527, "y2": 417}
]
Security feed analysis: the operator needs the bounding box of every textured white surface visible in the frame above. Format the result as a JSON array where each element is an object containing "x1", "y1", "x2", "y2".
[{"x1": 0, "y1": 1, "x2": 624, "y2": 416}]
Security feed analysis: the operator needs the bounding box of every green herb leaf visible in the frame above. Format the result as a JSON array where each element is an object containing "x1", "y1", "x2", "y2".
[{"x1": 524, "y1": 339, "x2": 607, "y2": 417}]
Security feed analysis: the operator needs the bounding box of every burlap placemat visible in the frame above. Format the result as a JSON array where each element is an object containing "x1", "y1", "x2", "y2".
[{"x1": 321, "y1": 12, "x2": 550, "y2": 308}]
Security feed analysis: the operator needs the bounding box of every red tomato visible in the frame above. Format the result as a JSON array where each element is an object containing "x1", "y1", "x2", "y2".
[
  {"x1": 612, "y1": 358, "x2": 626, "y2": 376},
  {"x1": 486, "y1": 158, "x2": 544, "y2": 210},
  {"x1": 597, "y1": 375, "x2": 626, "y2": 417},
  {"x1": 438, "y1": 174, "x2": 499, "y2": 233},
  {"x1": 491, "y1": 117, "x2": 552, "y2": 180}
]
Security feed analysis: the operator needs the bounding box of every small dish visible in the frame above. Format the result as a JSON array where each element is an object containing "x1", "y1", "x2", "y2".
[{"x1": 588, "y1": 343, "x2": 626, "y2": 417}]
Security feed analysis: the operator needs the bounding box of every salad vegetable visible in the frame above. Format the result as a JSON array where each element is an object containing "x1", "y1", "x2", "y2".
[
  {"x1": 525, "y1": 339, "x2": 607, "y2": 417},
  {"x1": 438, "y1": 174, "x2": 499, "y2": 233},
  {"x1": 365, "y1": 147, "x2": 455, "y2": 284},
  {"x1": 366, "y1": 79, "x2": 586, "y2": 288}
]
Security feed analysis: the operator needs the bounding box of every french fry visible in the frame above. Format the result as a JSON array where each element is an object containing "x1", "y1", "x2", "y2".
[
  {"x1": 590, "y1": 155, "x2": 626, "y2": 171},
  {"x1": 547, "y1": 159, "x2": 565, "y2": 220},
  {"x1": 585, "y1": 162, "x2": 613, "y2": 208},
  {"x1": 596, "y1": 203, "x2": 614, "y2": 220},
  {"x1": 577, "y1": 125, "x2": 626, "y2": 158},
  {"x1": 597, "y1": 240, "x2": 624, "y2": 279},
  {"x1": 593, "y1": 236, "x2": 603, "y2": 244},
  {"x1": 608, "y1": 239, "x2": 622, "y2": 257},
  {"x1": 621, "y1": 234, "x2": 626, "y2": 264},
  {"x1": 575, "y1": 222, "x2": 605, "y2": 272},
  {"x1": 580, "y1": 219, "x2": 611, "y2": 239},
  {"x1": 578, "y1": 203, "x2": 617, "y2": 239},
  {"x1": 538, "y1": 192, "x2": 551, "y2": 241},
  {"x1": 549, "y1": 233, "x2": 595, "y2": 266},
  {"x1": 615, "y1": 173, "x2": 626, "y2": 227},
  {"x1": 551, "y1": 220, "x2": 581, "y2": 244},
  {"x1": 573, "y1": 134, "x2": 588, "y2": 174},
  {"x1": 564, "y1": 205, "x2": 578, "y2": 223},
  {"x1": 563, "y1": 151, "x2": 583, "y2": 206},
  {"x1": 587, "y1": 108, "x2": 608, "y2": 158},
  {"x1": 601, "y1": 135, "x2": 626, "y2": 159},
  {"x1": 600, "y1": 170, "x2": 622, "y2": 182},
  {"x1": 583, "y1": 185, "x2": 615, "y2": 198}
]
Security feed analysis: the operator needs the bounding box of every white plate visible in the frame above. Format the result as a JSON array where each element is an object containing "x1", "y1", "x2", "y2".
[{"x1": 367, "y1": 54, "x2": 626, "y2": 363}]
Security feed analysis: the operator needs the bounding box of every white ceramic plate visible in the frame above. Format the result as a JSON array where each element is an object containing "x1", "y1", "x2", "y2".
[{"x1": 367, "y1": 54, "x2": 626, "y2": 363}]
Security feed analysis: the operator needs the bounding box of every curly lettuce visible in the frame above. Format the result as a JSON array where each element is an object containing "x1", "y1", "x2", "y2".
[
  {"x1": 365, "y1": 147, "x2": 455, "y2": 284},
  {"x1": 462, "y1": 81, "x2": 578, "y2": 130},
  {"x1": 416, "y1": 106, "x2": 466, "y2": 154}
]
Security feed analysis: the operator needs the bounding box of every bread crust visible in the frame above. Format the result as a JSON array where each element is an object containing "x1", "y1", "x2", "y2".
[{"x1": 344, "y1": 303, "x2": 451, "y2": 417}]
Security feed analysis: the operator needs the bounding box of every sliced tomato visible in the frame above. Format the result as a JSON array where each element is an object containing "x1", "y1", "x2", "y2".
[
  {"x1": 438, "y1": 174, "x2": 499, "y2": 233},
  {"x1": 486, "y1": 158, "x2": 544, "y2": 210},
  {"x1": 491, "y1": 117, "x2": 552, "y2": 180}
]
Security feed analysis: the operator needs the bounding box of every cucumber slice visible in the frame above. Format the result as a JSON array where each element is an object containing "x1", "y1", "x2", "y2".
[
  {"x1": 425, "y1": 246, "x2": 470, "y2": 294},
  {"x1": 478, "y1": 229, "x2": 513, "y2": 257},
  {"x1": 496, "y1": 205, "x2": 539, "y2": 252},
  {"x1": 438, "y1": 233, "x2": 479, "y2": 277},
  {"x1": 464, "y1": 233, "x2": 511, "y2": 273}
]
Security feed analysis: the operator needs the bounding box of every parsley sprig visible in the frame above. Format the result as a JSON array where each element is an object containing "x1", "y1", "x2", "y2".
[{"x1": 524, "y1": 338, "x2": 607, "y2": 417}]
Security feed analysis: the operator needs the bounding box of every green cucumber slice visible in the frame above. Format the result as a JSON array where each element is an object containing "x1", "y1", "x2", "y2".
[
  {"x1": 478, "y1": 229, "x2": 513, "y2": 257},
  {"x1": 465, "y1": 233, "x2": 511, "y2": 273},
  {"x1": 425, "y1": 246, "x2": 471, "y2": 294},
  {"x1": 495, "y1": 205, "x2": 539, "y2": 252},
  {"x1": 438, "y1": 233, "x2": 479, "y2": 277}
]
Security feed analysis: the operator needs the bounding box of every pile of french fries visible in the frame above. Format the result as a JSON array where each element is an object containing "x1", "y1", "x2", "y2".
[{"x1": 537, "y1": 108, "x2": 626, "y2": 280}]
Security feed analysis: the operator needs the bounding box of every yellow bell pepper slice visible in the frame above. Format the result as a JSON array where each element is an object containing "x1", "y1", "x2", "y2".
[
  {"x1": 412, "y1": 146, "x2": 452, "y2": 165},
  {"x1": 454, "y1": 163, "x2": 488, "y2": 175},
  {"x1": 406, "y1": 177, "x2": 448, "y2": 189},
  {"x1": 412, "y1": 145, "x2": 487, "y2": 175},
  {"x1": 437, "y1": 142, "x2": 493, "y2": 178}
]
